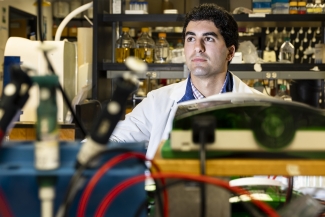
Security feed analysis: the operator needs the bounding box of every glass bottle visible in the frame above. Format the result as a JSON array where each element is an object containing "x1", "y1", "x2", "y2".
[
  {"x1": 314, "y1": 0, "x2": 323, "y2": 13},
  {"x1": 115, "y1": 27, "x2": 135, "y2": 63},
  {"x1": 298, "y1": 1, "x2": 307, "y2": 14},
  {"x1": 162, "y1": 0, "x2": 174, "y2": 13},
  {"x1": 143, "y1": 1, "x2": 148, "y2": 13},
  {"x1": 279, "y1": 37, "x2": 295, "y2": 63},
  {"x1": 155, "y1": 32, "x2": 169, "y2": 63},
  {"x1": 306, "y1": 0, "x2": 315, "y2": 13},
  {"x1": 176, "y1": 39, "x2": 184, "y2": 48},
  {"x1": 276, "y1": 84, "x2": 292, "y2": 101},
  {"x1": 289, "y1": 1, "x2": 298, "y2": 14},
  {"x1": 135, "y1": 27, "x2": 155, "y2": 63}
]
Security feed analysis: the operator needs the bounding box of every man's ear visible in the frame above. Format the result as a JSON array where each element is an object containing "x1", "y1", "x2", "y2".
[{"x1": 227, "y1": 45, "x2": 236, "y2": 61}]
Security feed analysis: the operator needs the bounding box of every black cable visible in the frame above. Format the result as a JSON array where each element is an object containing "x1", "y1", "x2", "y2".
[
  {"x1": 261, "y1": 80, "x2": 270, "y2": 96},
  {"x1": 57, "y1": 147, "x2": 161, "y2": 217},
  {"x1": 59, "y1": 147, "x2": 134, "y2": 217},
  {"x1": 285, "y1": 177, "x2": 294, "y2": 204},
  {"x1": 135, "y1": 179, "x2": 265, "y2": 217},
  {"x1": 36, "y1": 0, "x2": 87, "y2": 138},
  {"x1": 134, "y1": 181, "x2": 165, "y2": 217},
  {"x1": 37, "y1": 0, "x2": 43, "y2": 41},
  {"x1": 199, "y1": 130, "x2": 207, "y2": 217},
  {"x1": 192, "y1": 116, "x2": 215, "y2": 217},
  {"x1": 153, "y1": 179, "x2": 165, "y2": 217},
  {"x1": 321, "y1": 79, "x2": 324, "y2": 109},
  {"x1": 134, "y1": 199, "x2": 149, "y2": 217}
]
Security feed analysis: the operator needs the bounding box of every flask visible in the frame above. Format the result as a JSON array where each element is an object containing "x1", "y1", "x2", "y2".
[
  {"x1": 314, "y1": 0, "x2": 323, "y2": 13},
  {"x1": 289, "y1": 1, "x2": 298, "y2": 14},
  {"x1": 155, "y1": 32, "x2": 169, "y2": 63},
  {"x1": 135, "y1": 27, "x2": 155, "y2": 63},
  {"x1": 115, "y1": 27, "x2": 135, "y2": 63},
  {"x1": 279, "y1": 37, "x2": 295, "y2": 63},
  {"x1": 298, "y1": 1, "x2": 307, "y2": 14},
  {"x1": 306, "y1": 0, "x2": 314, "y2": 13},
  {"x1": 276, "y1": 84, "x2": 292, "y2": 101}
]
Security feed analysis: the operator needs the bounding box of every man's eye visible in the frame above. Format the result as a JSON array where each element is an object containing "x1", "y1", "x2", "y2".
[
  {"x1": 187, "y1": 37, "x2": 195, "y2": 42},
  {"x1": 205, "y1": 37, "x2": 214, "y2": 42}
]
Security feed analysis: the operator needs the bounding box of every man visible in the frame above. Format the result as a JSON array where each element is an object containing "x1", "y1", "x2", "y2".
[{"x1": 110, "y1": 3, "x2": 262, "y2": 159}]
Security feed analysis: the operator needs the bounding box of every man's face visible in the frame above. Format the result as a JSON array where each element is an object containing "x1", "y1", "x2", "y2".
[{"x1": 184, "y1": 20, "x2": 234, "y2": 78}]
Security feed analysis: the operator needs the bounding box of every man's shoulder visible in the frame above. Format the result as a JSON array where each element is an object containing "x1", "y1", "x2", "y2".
[{"x1": 229, "y1": 71, "x2": 263, "y2": 94}]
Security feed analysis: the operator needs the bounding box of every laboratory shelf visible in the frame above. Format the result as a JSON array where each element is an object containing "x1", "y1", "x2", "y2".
[
  {"x1": 230, "y1": 63, "x2": 325, "y2": 79},
  {"x1": 104, "y1": 63, "x2": 186, "y2": 79},
  {"x1": 93, "y1": 0, "x2": 325, "y2": 100},
  {"x1": 103, "y1": 14, "x2": 185, "y2": 22},
  {"x1": 234, "y1": 14, "x2": 325, "y2": 22},
  {"x1": 103, "y1": 63, "x2": 325, "y2": 80},
  {"x1": 103, "y1": 14, "x2": 325, "y2": 23}
]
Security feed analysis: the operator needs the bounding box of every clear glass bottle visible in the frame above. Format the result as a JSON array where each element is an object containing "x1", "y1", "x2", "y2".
[
  {"x1": 143, "y1": 1, "x2": 148, "y2": 13},
  {"x1": 279, "y1": 37, "x2": 295, "y2": 63},
  {"x1": 115, "y1": 27, "x2": 135, "y2": 63},
  {"x1": 135, "y1": 27, "x2": 155, "y2": 63},
  {"x1": 314, "y1": 0, "x2": 323, "y2": 13},
  {"x1": 298, "y1": 1, "x2": 307, "y2": 14},
  {"x1": 176, "y1": 39, "x2": 184, "y2": 48},
  {"x1": 289, "y1": 1, "x2": 298, "y2": 14},
  {"x1": 155, "y1": 32, "x2": 169, "y2": 63},
  {"x1": 306, "y1": 0, "x2": 315, "y2": 13},
  {"x1": 162, "y1": 0, "x2": 174, "y2": 13},
  {"x1": 276, "y1": 84, "x2": 292, "y2": 101}
]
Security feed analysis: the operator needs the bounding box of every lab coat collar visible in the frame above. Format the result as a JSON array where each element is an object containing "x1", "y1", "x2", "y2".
[
  {"x1": 177, "y1": 77, "x2": 195, "y2": 103},
  {"x1": 177, "y1": 71, "x2": 232, "y2": 104}
]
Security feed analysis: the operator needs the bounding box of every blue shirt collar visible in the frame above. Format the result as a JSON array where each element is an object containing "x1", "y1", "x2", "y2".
[{"x1": 177, "y1": 71, "x2": 231, "y2": 104}]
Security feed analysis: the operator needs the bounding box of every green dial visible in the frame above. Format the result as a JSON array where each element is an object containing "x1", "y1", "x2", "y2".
[{"x1": 253, "y1": 107, "x2": 295, "y2": 150}]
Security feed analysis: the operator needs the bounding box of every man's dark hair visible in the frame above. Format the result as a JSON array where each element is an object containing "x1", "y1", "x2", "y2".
[{"x1": 182, "y1": 3, "x2": 239, "y2": 51}]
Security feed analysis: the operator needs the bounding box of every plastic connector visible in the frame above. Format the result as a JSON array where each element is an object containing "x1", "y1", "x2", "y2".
[{"x1": 38, "y1": 177, "x2": 57, "y2": 217}]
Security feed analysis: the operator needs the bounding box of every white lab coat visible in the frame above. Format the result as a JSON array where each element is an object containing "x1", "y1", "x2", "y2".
[{"x1": 110, "y1": 72, "x2": 263, "y2": 159}]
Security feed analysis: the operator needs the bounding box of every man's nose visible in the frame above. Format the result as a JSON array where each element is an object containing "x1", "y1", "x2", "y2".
[{"x1": 194, "y1": 39, "x2": 205, "y2": 53}]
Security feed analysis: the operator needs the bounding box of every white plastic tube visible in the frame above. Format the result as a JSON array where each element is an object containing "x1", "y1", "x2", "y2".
[
  {"x1": 39, "y1": 186, "x2": 55, "y2": 217},
  {"x1": 54, "y1": 1, "x2": 93, "y2": 41}
]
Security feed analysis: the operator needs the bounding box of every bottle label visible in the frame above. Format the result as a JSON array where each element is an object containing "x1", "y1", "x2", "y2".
[
  {"x1": 314, "y1": 6, "x2": 322, "y2": 13},
  {"x1": 307, "y1": 8, "x2": 314, "y2": 13},
  {"x1": 112, "y1": 0, "x2": 122, "y2": 14},
  {"x1": 162, "y1": 48, "x2": 168, "y2": 57},
  {"x1": 35, "y1": 141, "x2": 59, "y2": 170}
]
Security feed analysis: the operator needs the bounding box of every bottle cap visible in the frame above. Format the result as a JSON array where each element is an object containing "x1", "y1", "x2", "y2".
[
  {"x1": 289, "y1": 1, "x2": 298, "y2": 6},
  {"x1": 141, "y1": 27, "x2": 149, "y2": 33},
  {"x1": 158, "y1": 32, "x2": 166, "y2": 38},
  {"x1": 122, "y1": 27, "x2": 129, "y2": 32},
  {"x1": 298, "y1": 1, "x2": 306, "y2": 6},
  {"x1": 280, "y1": 84, "x2": 287, "y2": 91},
  {"x1": 284, "y1": 37, "x2": 291, "y2": 41}
]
